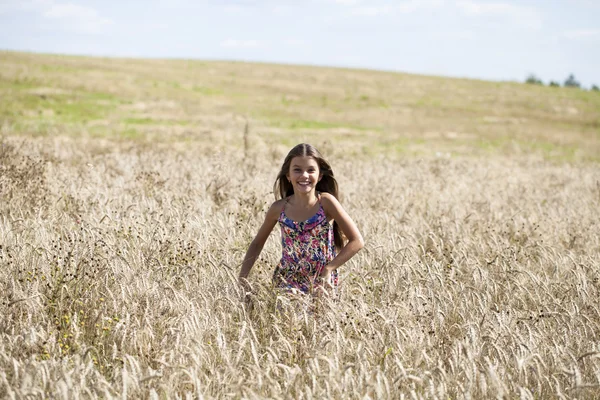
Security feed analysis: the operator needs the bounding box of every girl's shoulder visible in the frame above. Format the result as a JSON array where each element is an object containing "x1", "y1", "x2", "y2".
[
  {"x1": 318, "y1": 192, "x2": 342, "y2": 218},
  {"x1": 319, "y1": 191, "x2": 339, "y2": 204},
  {"x1": 271, "y1": 198, "x2": 287, "y2": 210},
  {"x1": 264, "y1": 198, "x2": 287, "y2": 222}
]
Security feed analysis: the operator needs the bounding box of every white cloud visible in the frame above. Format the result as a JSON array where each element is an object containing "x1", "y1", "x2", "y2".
[
  {"x1": 222, "y1": 5, "x2": 245, "y2": 13},
  {"x1": 282, "y1": 38, "x2": 306, "y2": 46},
  {"x1": 456, "y1": 1, "x2": 542, "y2": 30},
  {"x1": 0, "y1": 0, "x2": 51, "y2": 15},
  {"x1": 431, "y1": 29, "x2": 475, "y2": 40},
  {"x1": 271, "y1": 5, "x2": 294, "y2": 15},
  {"x1": 457, "y1": 1, "x2": 510, "y2": 15},
  {"x1": 44, "y1": 3, "x2": 94, "y2": 18},
  {"x1": 562, "y1": 29, "x2": 600, "y2": 39},
  {"x1": 0, "y1": 0, "x2": 113, "y2": 34},
  {"x1": 332, "y1": 0, "x2": 362, "y2": 5},
  {"x1": 347, "y1": 0, "x2": 444, "y2": 16},
  {"x1": 0, "y1": 0, "x2": 11, "y2": 15},
  {"x1": 403, "y1": 0, "x2": 445, "y2": 11},
  {"x1": 350, "y1": 6, "x2": 392, "y2": 16},
  {"x1": 220, "y1": 39, "x2": 262, "y2": 48},
  {"x1": 335, "y1": 0, "x2": 445, "y2": 17},
  {"x1": 43, "y1": 3, "x2": 113, "y2": 34},
  {"x1": 140, "y1": 22, "x2": 169, "y2": 30}
]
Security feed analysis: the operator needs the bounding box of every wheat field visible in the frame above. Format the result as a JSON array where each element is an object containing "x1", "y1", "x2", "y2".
[{"x1": 1, "y1": 51, "x2": 600, "y2": 399}]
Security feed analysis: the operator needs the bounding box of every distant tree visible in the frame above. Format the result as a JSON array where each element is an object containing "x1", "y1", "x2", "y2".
[
  {"x1": 591, "y1": 84, "x2": 599, "y2": 92},
  {"x1": 549, "y1": 81, "x2": 560, "y2": 87},
  {"x1": 563, "y1": 74, "x2": 581, "y2": 88},
  {"x1": 525, "y1": 74, "x2": 543, "y2": 85}
]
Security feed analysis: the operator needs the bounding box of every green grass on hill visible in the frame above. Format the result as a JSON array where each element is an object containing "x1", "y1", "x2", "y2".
[{"x1": 1, "y1": 50, "x2": 599, "y2": 161}]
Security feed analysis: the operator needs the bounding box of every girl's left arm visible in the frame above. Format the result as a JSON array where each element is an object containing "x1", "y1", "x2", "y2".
[{"x1": 321, "y1": 192, "x2": 364, "y2": 275}]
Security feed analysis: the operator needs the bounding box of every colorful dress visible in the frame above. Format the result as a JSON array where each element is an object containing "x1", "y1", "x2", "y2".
[{"x1": 272, "y1": 194, "x2": 338, "y2": 295}]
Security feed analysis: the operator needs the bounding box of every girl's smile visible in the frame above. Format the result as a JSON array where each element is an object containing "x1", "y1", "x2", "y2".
[{"x1": 287, "y1": 156, "x2": 322, "y2": 195}]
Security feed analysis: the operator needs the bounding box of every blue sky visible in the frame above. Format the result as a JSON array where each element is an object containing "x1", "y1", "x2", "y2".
[{"x1": 1, "y1": 0, "x2": 599, "y2": 87}]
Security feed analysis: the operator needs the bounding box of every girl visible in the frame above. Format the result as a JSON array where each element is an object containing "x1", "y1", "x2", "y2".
[{"x1": 238, "y1": 143, "x2": 364, "y2": 299}]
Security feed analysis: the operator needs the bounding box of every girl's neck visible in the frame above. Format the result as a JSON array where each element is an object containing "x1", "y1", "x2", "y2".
[{"x1": 291, "y1": 191, "x2": 318, "y2": 208}]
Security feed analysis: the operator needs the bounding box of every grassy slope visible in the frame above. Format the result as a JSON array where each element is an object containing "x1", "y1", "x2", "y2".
[{"x1": 1, "y1": 50, "x2": 599, "y2": 161}]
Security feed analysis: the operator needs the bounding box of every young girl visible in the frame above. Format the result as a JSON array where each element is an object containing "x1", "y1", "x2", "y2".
[{"x1": 239, "y1": 143, "x2": 364, "y2": 299}]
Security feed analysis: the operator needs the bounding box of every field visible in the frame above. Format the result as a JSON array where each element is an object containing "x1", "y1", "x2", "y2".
[{"x1": 1, "y1": 50, "x2": 600, "y2": 398}]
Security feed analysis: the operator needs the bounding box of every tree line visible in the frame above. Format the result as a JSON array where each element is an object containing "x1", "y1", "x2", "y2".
[{"x1": 525, "y1": 73, "x2": 599, "y2": 91}]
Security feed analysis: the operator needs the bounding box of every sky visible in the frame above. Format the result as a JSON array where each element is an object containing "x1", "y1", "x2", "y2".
[{"x1": 1, "y1": 0, "x2": 599, "y2": 87}]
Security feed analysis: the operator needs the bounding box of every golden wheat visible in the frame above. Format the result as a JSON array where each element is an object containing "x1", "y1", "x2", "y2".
[{"x1": 1, "y1": 131, "x2": 599, "y2": 399}]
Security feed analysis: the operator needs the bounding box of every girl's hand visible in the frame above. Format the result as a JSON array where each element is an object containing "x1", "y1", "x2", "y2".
[
  {"x1": 239, "y1": 278, "x2": 254, "y2": 311},
  {"x1": 317, "y1": 265, "x2": 335, "y2": 294}
]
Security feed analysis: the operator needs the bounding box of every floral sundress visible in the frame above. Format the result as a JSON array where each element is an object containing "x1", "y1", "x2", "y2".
[{"x1": 272, "y1": 194, "x2": 338, "y2": 295}]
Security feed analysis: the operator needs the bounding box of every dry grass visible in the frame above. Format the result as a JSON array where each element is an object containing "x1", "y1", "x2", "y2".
[{"x1": 1, "y1": 51, "x2": 600, "y2": 399}]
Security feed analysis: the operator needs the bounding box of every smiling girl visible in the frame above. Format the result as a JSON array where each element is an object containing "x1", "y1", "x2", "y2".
[{"x1": 239, "y1": 143, "x2": 364, "y2": 299}]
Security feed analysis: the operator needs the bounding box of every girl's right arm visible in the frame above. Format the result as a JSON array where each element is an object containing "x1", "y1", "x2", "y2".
[{"x1": 238, "y1": 201, "x2": 281, "y2": 282}]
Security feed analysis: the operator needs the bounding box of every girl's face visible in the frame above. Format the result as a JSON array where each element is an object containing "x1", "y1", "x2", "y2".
[{"x1": 287, "y1": 156, "x2": 322, "y2": 196}]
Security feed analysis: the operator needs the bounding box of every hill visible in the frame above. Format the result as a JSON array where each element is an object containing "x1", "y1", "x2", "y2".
[{"x1": 1, "y1": 50, "x2": 599, "y2": 161}]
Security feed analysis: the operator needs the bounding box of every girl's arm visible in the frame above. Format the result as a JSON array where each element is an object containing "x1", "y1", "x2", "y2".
[
  {"x1": 320, "y1": 192, "x2": 364, "y2": 275},
  {"x1": 238, "y1": 201, "x2": 281, "y2": 282}
]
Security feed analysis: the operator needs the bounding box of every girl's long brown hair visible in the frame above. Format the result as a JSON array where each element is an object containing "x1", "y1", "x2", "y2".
[{"x1": 273, "y1": 143, "x2": 345, "y2": 250}]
